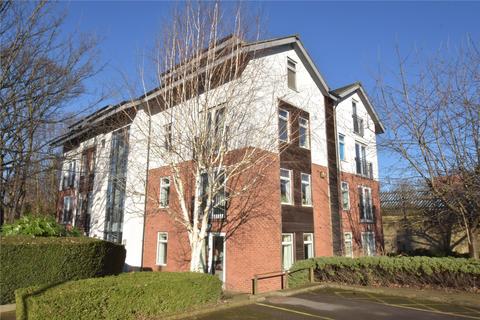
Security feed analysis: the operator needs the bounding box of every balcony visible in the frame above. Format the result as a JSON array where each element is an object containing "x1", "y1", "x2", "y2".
[{"x1": 355, "y1": 158, "x2": 374, "y2": 179}]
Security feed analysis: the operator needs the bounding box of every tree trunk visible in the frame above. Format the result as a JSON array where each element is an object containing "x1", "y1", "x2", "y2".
[
  {"x1": 467, "y1": 227, "x2": 478, "y2": 259},
  {"x1": 189, "y1": 238, "x2": 206, "y2": 272}
]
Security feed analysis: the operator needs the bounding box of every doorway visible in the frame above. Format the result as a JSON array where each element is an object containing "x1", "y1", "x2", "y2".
[{"x1": 208, "y1": 233, "x2": 226, "y2": 283}]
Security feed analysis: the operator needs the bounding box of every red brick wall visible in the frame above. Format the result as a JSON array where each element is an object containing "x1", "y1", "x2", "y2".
[
  {"x1": 142, "y1": 150, "x2": 283, "y2": 293},
  {"x1": 311, "y1": 164, "x2": 333, "y2": 256},
  {"x1": 339, "y1": 172, "x2": 383, "y2": 256}
]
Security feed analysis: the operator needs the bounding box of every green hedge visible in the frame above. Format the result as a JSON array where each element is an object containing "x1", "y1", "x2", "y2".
[
  {"x1": 16, "y1": 272, "x2": 223, "y2": 320},
  {"x1": 288, "y1": 256, "x2": 480, "y2": 291},
  {"x1": 0, "y1": 236, "x2": 125, "y2": 304}
]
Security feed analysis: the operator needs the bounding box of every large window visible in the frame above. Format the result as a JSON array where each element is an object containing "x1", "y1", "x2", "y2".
[
  {"x1": 287, "y1": 58, "x2": 297, "y2": 90},
  {"x1": 62, "y1": 196, "x2": 72, "y2": 223},
  {"x1": 62, "y1": 161, "x2": 76, "y2": 190},
  {"x1": 278, "y1": 109, "x2": 289, "y2": 142},
  {"x1": 280, "y1": 168, "x2": 292, "y2": 204},
  {"x1": 355, "y1": 142, "x2": 368, "y2": 176},
  {"x1": 156, "y1": 232, "x2": 168, "y2": 265},
  {"x1": 361, "y1": 232, "x2": 375, "y2": 256},
  {"x1": 104, "y1": 126, "x2": 130, "y2": 243},
  {"x1": 282, "y1": 233, "x2": 294, "y2": 270},
  {"x1": 344, "y1": 232, "x2": 353, "y2": 258},
  {"x1": 199, "y1": 169, "x2": 226, "y2": 219},
  {"x1": 338, "y1": 134, "x2": 345, "y2": 161},
  {"x1": 359, "y1": 186, "x2": 374, "y2": 222},
  {"x1": 352, "y1": 101, "x2": 364, "y2": 136},
  {"x1": 341, "y1": 181, "x2": 350, "y2": 210},
  {"x1": 303, "y1": 233, "x2": 314, "y2": 259},
  {"x1": 159, "y1": 177, "x2": 170, "y2": 208},
  {"x1": 299, "y1": 117, "x2": 310, "y2": 149},
  {"x1": 301, "y1": 173, "x2": 312, "y2": 206}
]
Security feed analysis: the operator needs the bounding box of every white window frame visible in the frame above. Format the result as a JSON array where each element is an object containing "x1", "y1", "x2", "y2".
[
  {"x1": 280, "y1": 168, "x2": 293, "y2": 204},
  {"x1": 298, "y1": 117, "x2": 310, "y2": 149},
  {"x1": 287, "y1": 57, "x2": 297, "y2": 91},
  {"x1": 341, "y1": 181, "x2": 350, "y2": 210},
  {"x1": 338, "y1": 134, "x2": 346, "y2": 161},
  {"x1": 303, "y1": 233, "x2": 314, "y2": 259},
  {"x1": 301, "y1": 173, "x2": 312, "y2": 206},
  {"x1": 344, "y1": 232, "x2": 353, "y2": 258},
  {"x1": 156, "y1": 232, "x2": 168, "y2": 266},
  {"x1": 278, "y1": 108, "x2": 290, "y2": 143},
  {"x1": 359, "y1": 186, "x2": 374, "y2": 222},
  {"x1": 361, "y1": 231, "x2": 375, "y2": 256},
  {"x1": 281, "y1": 233, "x2": 294, "y2": 270},
  {"x1": 159, "y1": 177, "x2": 170, "y2": 208}
]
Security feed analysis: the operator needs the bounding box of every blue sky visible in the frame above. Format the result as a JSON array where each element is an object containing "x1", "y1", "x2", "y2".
[{"x1": 58, "y1": 1, "x2": 479, "y2": 184}]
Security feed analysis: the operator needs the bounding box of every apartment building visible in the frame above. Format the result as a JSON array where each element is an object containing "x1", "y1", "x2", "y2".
[{"x1": 52, "y1": 35, "x2": 384, "y2": 292}]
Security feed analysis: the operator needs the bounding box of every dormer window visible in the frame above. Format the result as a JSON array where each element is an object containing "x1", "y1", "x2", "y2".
[{"x1": 287, "y1": 58, "x2": 297, "y2": 90}]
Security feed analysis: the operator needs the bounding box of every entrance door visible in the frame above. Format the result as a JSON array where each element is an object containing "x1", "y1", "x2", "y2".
[{"x1": 208, "y1": 233, "x2": 225, "y2": 283}]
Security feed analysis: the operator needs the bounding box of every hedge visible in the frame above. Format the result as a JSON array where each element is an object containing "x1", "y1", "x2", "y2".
[
  {"x1": 16, "y1": 272, "x2": 223, "y2": 320},
  {"x1": 0, "y1": 236, "x2": 125, "y2": 304},
  {"x1": 288, "y1": 256, "x2": 480, "y2": 291}
]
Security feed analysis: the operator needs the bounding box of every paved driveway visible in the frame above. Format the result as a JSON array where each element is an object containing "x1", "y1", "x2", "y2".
[{"x1": 189, "y1": 288, "x2": 480, "y2": 320}]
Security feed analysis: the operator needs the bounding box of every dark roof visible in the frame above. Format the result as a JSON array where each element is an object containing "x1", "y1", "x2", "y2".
[
  {"x1": 380, "y1": 190, "x2": 443, "y2": 211},
  {"x1": 330, "y1": 81, "x2": 361, "y2": 96}
]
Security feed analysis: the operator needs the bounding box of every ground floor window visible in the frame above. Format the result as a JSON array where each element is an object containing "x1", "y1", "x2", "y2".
[
  {"x1": 62, "y1": 196, "x2": 72, "y2": 223},
  {"x1": 344, "y1": 232, "x2": 353, "y2": 258},
  {"x1": 282, "y1": 233, "x2": 294, "y2": 270},
  {"x1": 361, "y1": 232, "x2": 375, "y2": 256},
  {"x1": 303, "y1": 233, "x2": 314, "y2": 259},
  {"x1": 156, "y1": 232, "x2": 168, "y2": 265}
]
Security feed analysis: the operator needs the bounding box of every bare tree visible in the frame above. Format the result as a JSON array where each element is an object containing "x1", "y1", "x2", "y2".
[
  {"x1": 115, "y1": 2, "x2": 302, "y2": 272},
  {"x1": 0, "y1": 1, "x2": 99, "y2": 223},
  {"x1": 376, "y1": 40, "x2": 480, "y2": 258}
]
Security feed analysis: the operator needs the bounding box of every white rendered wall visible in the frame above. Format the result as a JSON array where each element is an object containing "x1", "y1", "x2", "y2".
[{"x1": 335, "y1": 93, "x2": 379, "y2": 180}]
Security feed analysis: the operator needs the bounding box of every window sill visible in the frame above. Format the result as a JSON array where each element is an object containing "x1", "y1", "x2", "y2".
[
  {"x1": 155, "y1": 263, "x2": 167, "y2": 267},
  {"x1": 299, "y1": 145, "x2": 310, "y2": 150},
  {"x1": 281, "y1": 202, "x2": 294, "y2": 206},
  {"x1": 159, "y1": 205, "x2": 169, "y2": 209},
  {"x1": 301, "y1": 204, "x2": 313, "y2": 207}
]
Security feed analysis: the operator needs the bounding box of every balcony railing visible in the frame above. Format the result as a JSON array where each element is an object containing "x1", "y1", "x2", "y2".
[{"x1": 355, "y1": 158, "x2": 374, "y2": 179}]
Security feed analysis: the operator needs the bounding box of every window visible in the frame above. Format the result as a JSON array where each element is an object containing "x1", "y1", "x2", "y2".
[
  {"x1": 156, "y1": 232, "x2": 168, "y2": 265},
  {"x1": 352, "y1": 101, "x2": 364, "y2": 136},
  {"x1": 301, "y1": 173, "x2": 312, "y2": 206},
  {"x1": 62, "y1": 196, "x2": 72, "y2": 223},
  {"x1": 159, "y1": 177, "x2": 170, "y2": 208},
  {"x1": 280, "y1": 169, "x2": 292, "y2": 204},
  {"x1": 62, "y1": 161, "x2": 76, "y2": 190},
  {"x1": 344, "y1": 232, "x2": 353, "y2": 258},
  {"x1": 303, "y1": 233, "x2": 314, "y2": 259},
  {"x1": 355, "y1": 142, "x2": 368, "y2": 176},
  {"x1": 287, "y1": 58, "x2": 297, "y2": 90},
  {"x1": 199, "y1": 169, "x2": 226, "y2": 219},
  {"x1": 359, "y1": 186, "x2": 374, "y2": 222},
  {"x1": 341, "y1": 182, "x2": 350, "y2": 210},
  {"x1": 282, "y1": 233, "x2": 294, "y2": 270},
  {"x1": 105, "y1": 126, "x2": 130, "y2": 244},
  {"x1": 80, "y1": 153, "x2": 88, "y2": 177},
  {"x1": 278, "y1": 109, "x2": 289, "y2": 142},
  {"x1": 164, "y1": 123, "x2": 172, "y2": 150},
  {"x1": 361, "y1": 232, "x2": 375, "y2": 256},
  {"x1": 338, "y1": 134, "x2": 345, "y2": 161},
  {"x1": 299, "y1": 117, "x2": 310, "y2": 148}
]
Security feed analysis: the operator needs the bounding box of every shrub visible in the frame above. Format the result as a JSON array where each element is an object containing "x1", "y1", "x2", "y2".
[
  {"x1": 288, "y1": 256, "x2": 480, "y2": 291},
  {"x1": 1, "y1": 215, "x2": 81, "y2": 237},
  {"x1": 0, "y1": 236, "x2": 125, "y2": 304},
  {"x1": 16, "y1": 272, "x2": 222, "y2": 320}
]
